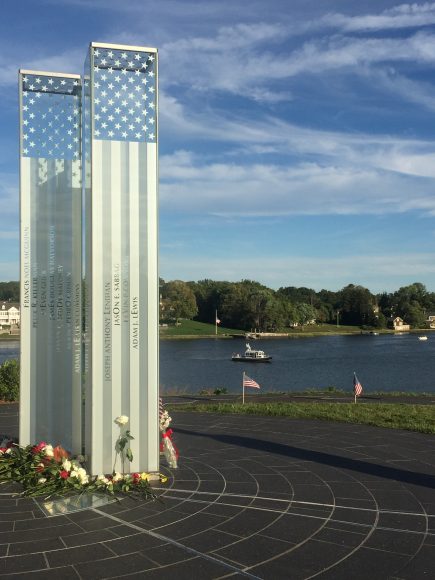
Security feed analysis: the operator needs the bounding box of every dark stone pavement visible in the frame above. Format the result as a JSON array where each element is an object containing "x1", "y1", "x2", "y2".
[{"x1": 0, "y1": 402, "x2": 434, "y2": 579}]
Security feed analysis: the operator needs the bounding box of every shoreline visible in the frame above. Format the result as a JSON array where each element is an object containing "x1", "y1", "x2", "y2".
[{"x1": 2, "y1": 327, "x2": 435, "y2": 342}]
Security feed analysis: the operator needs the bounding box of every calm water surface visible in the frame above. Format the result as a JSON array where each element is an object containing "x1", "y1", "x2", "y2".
[
  {"x1": 159, "y1": 334, "x2": 435, "y2": 394},
  {"x1": 2, "y1": 334, "x2": 434, "y2": 394}
]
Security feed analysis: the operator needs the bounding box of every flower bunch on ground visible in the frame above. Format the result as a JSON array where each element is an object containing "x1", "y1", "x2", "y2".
[
  {"x1": 159, "y1": 402, "x2": 178, "y2": 469},
  {"x1": 0, "y1": 440, "x2": 166, "y2": 499}
]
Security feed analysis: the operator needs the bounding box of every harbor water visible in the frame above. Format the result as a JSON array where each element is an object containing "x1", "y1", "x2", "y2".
[{"x1": 1, "y1": 334, "x2": 434, "y2": 394}]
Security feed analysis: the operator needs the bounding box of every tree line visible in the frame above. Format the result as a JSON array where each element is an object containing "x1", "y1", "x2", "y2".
[
  {"x1": 3, "y1": 279, "x2": 434, "y2": 331},
  {"x1": 0, "y1": 282, "x2": 19, "y2": 303},
  {"x1": 160, "y1": 279, "x2": 435, "y2": 331}
]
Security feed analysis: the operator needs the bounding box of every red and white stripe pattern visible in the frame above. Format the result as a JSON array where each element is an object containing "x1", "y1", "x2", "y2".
[
  {"x1": 243, "y1": 374, "x2": 260, "y2": 389},
  {"x1": 86, "y1": 43, "x2": 159, "y2": 476},
  {"x1": 353, "y1": 373, "x2": 363, "y2": 397}
]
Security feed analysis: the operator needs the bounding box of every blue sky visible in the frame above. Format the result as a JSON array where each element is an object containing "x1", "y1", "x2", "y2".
[{"x1": 1, "y1": 0, "x2": 435, "y2": 292}]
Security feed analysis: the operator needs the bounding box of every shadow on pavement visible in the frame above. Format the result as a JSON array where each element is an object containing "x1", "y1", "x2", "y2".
[{"x1": 175, "y1": 427, "x2": 435, "y2": 490}]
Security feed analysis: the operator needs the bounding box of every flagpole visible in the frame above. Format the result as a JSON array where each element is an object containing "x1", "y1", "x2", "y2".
[
  {"x1": 353, "y1": 371, "x2": 357, "y2": 404},
  {"x1": 242, "y1": 371, "x2": 245, "y2": 404}
]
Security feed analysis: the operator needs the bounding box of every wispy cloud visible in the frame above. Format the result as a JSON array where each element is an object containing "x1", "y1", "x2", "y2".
[
  {"x1": 159, "y1": 23, "x2": 435, "y2": 107},
  {"x1": 160, "y1": 149, "x2": 435, "y2": 218},
  {"x1": 321, "y1": 3, "x2": 435, "y2": 33},
  {"x1": 0, "y1": 48, "x2": 84, "y2": 88}
]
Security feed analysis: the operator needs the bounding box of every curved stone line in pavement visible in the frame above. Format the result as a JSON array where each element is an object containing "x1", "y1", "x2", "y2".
[{"x1": 0, "y1": 404, "x2": 434, "y2": 578}]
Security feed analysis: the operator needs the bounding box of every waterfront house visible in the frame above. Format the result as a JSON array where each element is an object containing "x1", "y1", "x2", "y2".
[
  {"x1": 427, "y1": 314, "x2": 435, "y2": 329},
  {"x1": 388, "y1": 316, "x2": 410, "y2": 331},
  {"x1": 0, "y1": 302, "x2": 20, "y2": 330}
]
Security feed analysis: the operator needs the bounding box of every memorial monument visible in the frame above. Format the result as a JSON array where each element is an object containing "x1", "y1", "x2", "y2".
[
  {"x1": 19, "y1": 42, "x2": 159, "y2": 475},
  {"x1": 19, "y1": 71, "x2": 82, "y2": 455}
]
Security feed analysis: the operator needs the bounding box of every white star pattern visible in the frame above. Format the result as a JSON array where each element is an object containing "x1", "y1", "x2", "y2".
[
  {"x1": 92, "y1": 47, "x2": 156, "y2": 142},
  {"x1": 21, "y1": 73, "x2": 81, "y2": 159}
]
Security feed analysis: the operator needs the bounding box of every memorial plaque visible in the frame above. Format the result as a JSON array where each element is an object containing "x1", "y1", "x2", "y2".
[
  {"x1": 19, "y1": 71, "x2": 82, "y2": 453},
  {"x1": 83, "y1": 43, "x2": 159, "y2": 474}
]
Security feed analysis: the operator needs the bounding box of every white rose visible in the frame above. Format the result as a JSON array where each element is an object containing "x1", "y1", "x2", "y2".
[
  {"x1": 44, "y1": 445, "x2": 54, "y2": 457},
  {"x1": 112, "y1": 472, "x2": 123, "y2": 482},
  {"x1": 38, "y1": 477, "x2": 47, "y2": 484},
  {"x1": 76, "y1": 468, "x2": 88, "y2": 483},
  {"x1": 62, "y1": 459, "x2": 72, "y2": 472},
  {"x1": 70, "y1": 470, "x2": 78, "y2": 478},
  {"x1": 114, "y1": 415, "x2": 129, "y2": 426},
  {"x1": 97, "y1": 475, "x2": 109, "y2": 484}
]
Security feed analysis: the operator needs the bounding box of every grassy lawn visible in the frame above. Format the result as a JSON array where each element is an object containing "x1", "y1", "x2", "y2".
[
  {"x1": 169, "y1": 401, "x2": 435, "y2": 434},
  {"x1": 160, "y1": 319, "x2": 242, "y2": 337},
  {"x1": 288, "y1": 323, "x2": 362, "y2": 334},
  {"x1": 159, "y1": 319, "x2": 435, "y2": 338}
]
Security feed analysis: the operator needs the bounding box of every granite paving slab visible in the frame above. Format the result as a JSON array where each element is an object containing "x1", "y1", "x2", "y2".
[{"x1": 0, "y1": 402, "x2": 434, "y2": 578}]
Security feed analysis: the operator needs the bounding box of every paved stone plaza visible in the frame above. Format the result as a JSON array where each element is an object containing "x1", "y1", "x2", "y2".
[{"x1": 0, "y1": 403, "x2": 434, "y2": 578}]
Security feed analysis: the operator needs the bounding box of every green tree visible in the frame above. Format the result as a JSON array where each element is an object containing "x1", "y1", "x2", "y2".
[
  {"x1": 338, "y1": 284, "x2": 376, "y2": 326},
  {"x1": 188, "y1": 279, "x2": 231, "y2": 325},
  {"x1": 0, "y1": 282, "x2": 19, "y2": 302},
  {"x1": 294, "y1": 303, "x2": 317, "y2": 327},
  {"x1": 160, "y1": 280, "x2": 198, "y2": 323}
]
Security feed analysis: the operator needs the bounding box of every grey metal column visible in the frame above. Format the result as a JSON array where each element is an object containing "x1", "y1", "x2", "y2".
[
  {"x1": 84, "y1": 43, "x2": 159, "y2": 475},
  {"x1": 19, "y1": 71, "x2": 82, "y2": 453}
]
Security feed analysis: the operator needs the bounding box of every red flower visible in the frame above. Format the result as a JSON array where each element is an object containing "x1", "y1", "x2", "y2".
[
  {"x1": 32, "y1": 442, "x2": 47, "y2": 454},
  {"x1": 59, "y1": 470, "x2": 69, "y2": 479},
  {"x1": 132, "y1": 472, "x2": 140, "y2": 483}
]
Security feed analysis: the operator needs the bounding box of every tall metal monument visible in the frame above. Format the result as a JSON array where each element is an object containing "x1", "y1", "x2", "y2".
[
  {"x1": 19, "y1": 71, "x2": 82, "y2": 453},
  {"x1": 83, "y1": 43, "x2": 159, "y2": 475}
]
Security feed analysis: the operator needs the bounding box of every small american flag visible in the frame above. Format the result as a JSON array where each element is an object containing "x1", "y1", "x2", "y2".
[
  {"x1": 353, "y1": 373, "x2": 363, "y2": 397},
  {"x1": 243, "y1": 374, "x2": 260, "y2": 389}
]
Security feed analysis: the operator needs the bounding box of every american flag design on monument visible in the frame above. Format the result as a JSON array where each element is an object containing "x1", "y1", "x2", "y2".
[
  {"x1": 19, "y1": 71, "x2": 82, "y2": 453},
  {"x1": 85, "y1": 43, "x2": 159, "y2": 476}
]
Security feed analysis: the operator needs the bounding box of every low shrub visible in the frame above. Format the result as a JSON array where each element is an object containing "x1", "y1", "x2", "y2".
[{"x1": 0, "y1": 359, "x2": 19, "y2": 401}]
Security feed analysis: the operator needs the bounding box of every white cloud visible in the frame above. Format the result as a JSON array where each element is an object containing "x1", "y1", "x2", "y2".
[
  {"x1": 0, "y1": 48, "x2": 84, "y2": 88},
  {"x1": 160, "y1": 149, "x2": 435, "y2": 218},
  {"x1": 160, "y1": 21, "x2": 435, "y2": 102},
  {"x1": 321, "y1": 3, "x2": 435, "y2": 32}
]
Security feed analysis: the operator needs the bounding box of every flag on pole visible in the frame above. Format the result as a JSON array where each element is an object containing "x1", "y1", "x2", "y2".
[
  {"x1": 243, "y1": 374, "x2": 260, "y2": 389},
  {"x1": 216, "y1": 314, "x2": 221, "y2": 325},
  {"x1": 353, "y1": 373, "x2": 363, "y2": 397}
]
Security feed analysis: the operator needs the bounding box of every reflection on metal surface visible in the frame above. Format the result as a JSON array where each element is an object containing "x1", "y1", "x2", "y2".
[{"x1": 39, "y1": 493, "x2": 116, "y2": 517}]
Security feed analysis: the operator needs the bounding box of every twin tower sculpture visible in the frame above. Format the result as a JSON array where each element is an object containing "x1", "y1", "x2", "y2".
[{"x1": 19, "y1": 42, "x2": 159, "y2": 475}]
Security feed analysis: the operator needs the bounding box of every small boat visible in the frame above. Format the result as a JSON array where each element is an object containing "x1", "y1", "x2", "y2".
[
  {"x1": 418, "y1": 336, "x2": 428, "y2": 341},
  {"x1": 232, "y1": 343, "x2": 272, "y2": 362}
]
